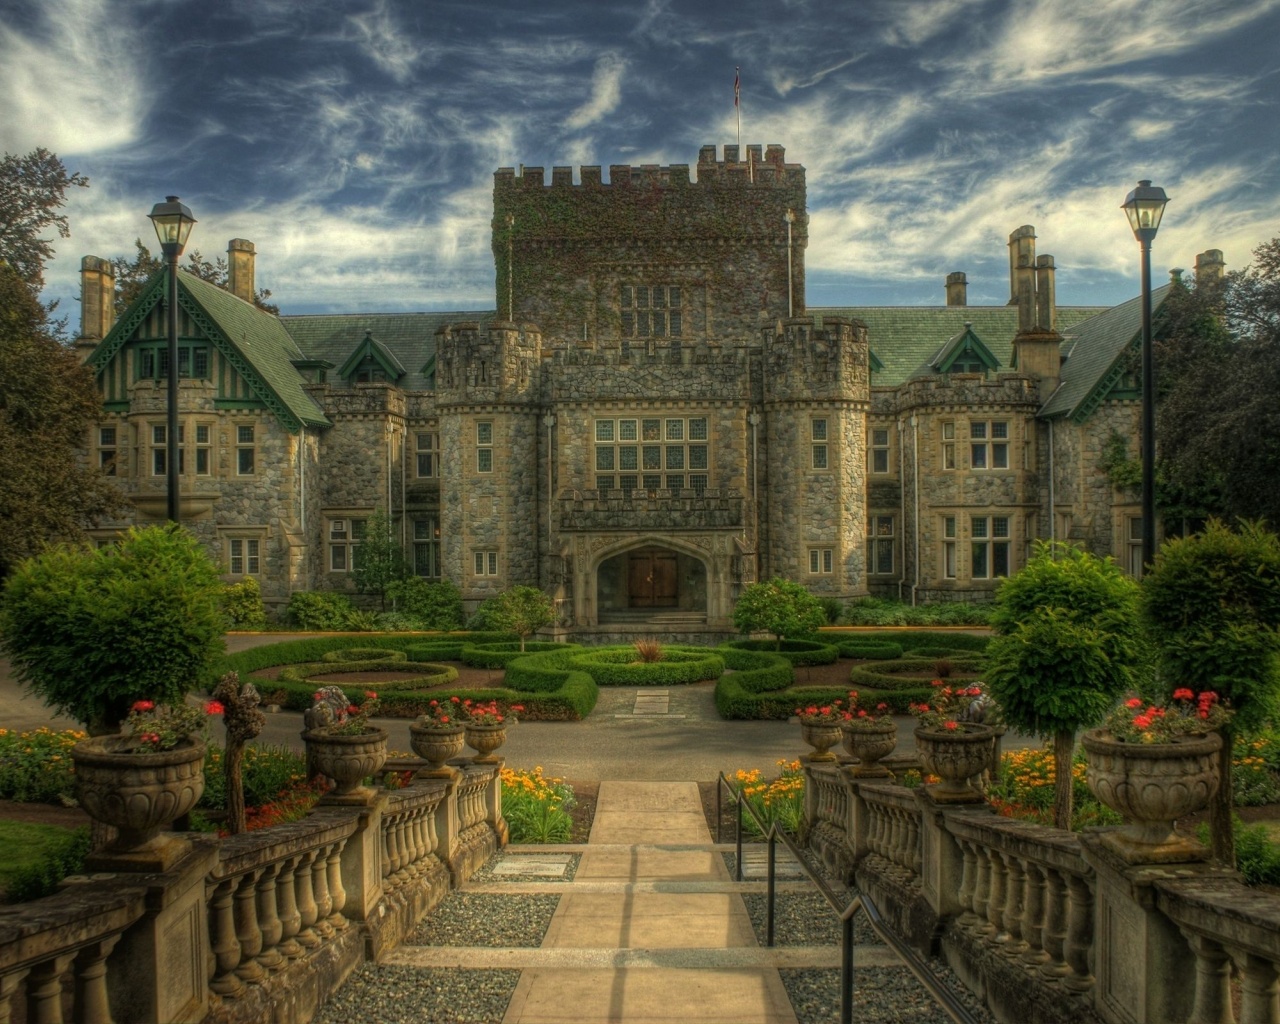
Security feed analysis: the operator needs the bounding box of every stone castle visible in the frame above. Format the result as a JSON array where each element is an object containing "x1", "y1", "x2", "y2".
[{"x1": 74, "y1": 143, "x2": 1223, "y2": 630}]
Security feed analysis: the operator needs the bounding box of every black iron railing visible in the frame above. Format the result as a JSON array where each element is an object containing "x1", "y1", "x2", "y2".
[{"x1": 715, "y1": 771, "x2": 979, "y2": 1024}]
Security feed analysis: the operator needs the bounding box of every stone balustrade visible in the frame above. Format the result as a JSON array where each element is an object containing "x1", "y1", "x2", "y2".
[
  {"x1": 802, "y1": 762, "x2": 1280, "y2": 1024},
  {"x1": 0, "y1": 761, "x2": 505, "y2": 1024}
]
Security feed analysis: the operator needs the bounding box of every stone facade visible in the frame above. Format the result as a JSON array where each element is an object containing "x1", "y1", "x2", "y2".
[{"x1": 79, "y1": 145, "x2": 1170, "y2": 623}]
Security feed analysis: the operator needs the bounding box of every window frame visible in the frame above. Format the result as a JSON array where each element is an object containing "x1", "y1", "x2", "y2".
[
  {"x1": 236, "y1": 424, "x2": 256, "y2": 476},
  {"x1": 808, "y1": 548, "x2": 834, "y2": 574},
  {"x1": 811, "y1": 418, "x2": 829, "y2": 471},
  {"x1": 970, "y1": 514, "x2": 1012, "y2": 579},
  {"x1": 415, "y1": 432, "x2": 439, "y2": 478},
  {"x1": 476, "y1": 421, "x2": 493, "y2": 473},
  {"x1": 413, "y1": 515, "x2": 442, "y2": 578},
  {"x1": 870, "y1": 427, "x2": 891, "y2": 474},
  {"x1": 620, "y1": 284, "x2": 683, "y2": 338},
  {"x1": 867, "y1": 515, "x2": 895, "y2": 575},
  {"x1": 969, "y1": 420, "x2": 1010, "y2": 471},
  {"x1": 473, "y1": 550, "x2": 499, "y2": 576},
  {"x1": 328, "y1": 516, "x2": 368, "y2": 573},
  {"x1": 595, "y1": 416, "x2": 708, "y2": 493},
  {"x1": 228, "y1": 537, "x2": 261, "y2": 576},
  {"x1": 98, "y1": 425, "x2": 118, "y2": 476}
]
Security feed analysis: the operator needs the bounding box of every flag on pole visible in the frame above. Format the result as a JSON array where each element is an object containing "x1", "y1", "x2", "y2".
[{"x1": 734, "y1": 67, "x2": 740, "y2": 108}]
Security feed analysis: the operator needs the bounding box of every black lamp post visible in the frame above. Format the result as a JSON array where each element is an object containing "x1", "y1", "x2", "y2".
[
  {"x1": 1121, "y1": 180, "x2": 1169, "y2": 571},
  {"x1": 148, "y1": 197, "x2": 197, "y2": 524}
]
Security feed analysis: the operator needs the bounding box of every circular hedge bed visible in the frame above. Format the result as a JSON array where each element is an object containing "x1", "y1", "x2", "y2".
[
  {"x1": 461, "y1": 641, "x2": 580, "y2": 669},
  {"x1": 848, "y1": 656, "x2": 983, "y2": 689},
  {"x1": 724, "y1": 638, "x2": 841, "y2": 666},
  {"x1": 568, "y1": 647, "x2": 725, "y2": 686},
  {"x1": 278, "y1": 659, "x2": 458, "y2": 691},
  {"x1": 320, "y1": 648, "x2": 407, "y2": 664},
  {"x1": 836, "y1": 639, "x2": 903, "y2": 661}
]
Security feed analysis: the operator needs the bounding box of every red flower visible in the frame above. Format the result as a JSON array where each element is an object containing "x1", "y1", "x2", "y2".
[
  {"x1": 430, "y1": 700, "x2": 439, "y2": 707},
  {"x1": 857, "y1": 709, "x2": 868, "y2": 718},
  {"x1": 346, "y1": 705, "x2": 360, "y2": 716},
  {"x1": 511, "y1": 705, "x2": 525, "y2": 712},
  {"x1": 1125, "y1": 697, "x2": 1143, "y2": 709},
  {"x1": 819, "y1": 706, "x2": 831, "y2": 716},
  {"x1": 451, "y1": 696, "x2": 461, "y2": 704},
  {"x1": 313, "y1": 692, "x2": 324, "y2": 701},
  {"x1": 439, "y1": 715, "x2": 449, "y2": 724},
  {"x1": 1172, "y1": 688, "x2": 1195, "y2": 701},
  {"x1": 365, "y1": 690, "x2": 378, "y2": 700},
  {"x1": 132, "y1": 700, "x2": 155, "y2": 713},
  {"x1": 876, "y1": 703, "x2": 888, "y2": 712},
  {"x1": 944, "y1": 721, "x2": 959, "y2": 731},
  {"x1": 204, "y1": 700, "x2": 225, "y2": 715},
  {"x1": 1133, "y1": 714, "x2": 1153, "y2": 729},
  {"x1": 931, "y1": 679, "x2": 945, "y2": 687}
]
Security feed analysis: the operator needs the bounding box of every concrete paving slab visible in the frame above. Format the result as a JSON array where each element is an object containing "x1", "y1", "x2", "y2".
[
  {"x1": 543, "y1": 893, "x2": 757, "y2": 949},
  {"x1": 491, "y1": 854, "x2": 574, "y2": 878},
  {"x1": 501, "y1": 966, "x2": 798, "y2": 1024},
  {"x1": 594, "y1": 782, "x2": 705, "y2": 813},
  {"x1": 576, "y1": 848, "x2": 730, "y2": 883},
  {"x1": 388, "y1": 945, "x2": 903, "y2": 970},
  {"x1": 589, "y1": 813, "x2": 710, "y2": 845}
]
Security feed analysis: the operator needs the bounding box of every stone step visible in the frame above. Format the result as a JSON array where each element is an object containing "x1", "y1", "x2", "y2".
[{"x1": 386, "y1": 945, "x2": 902, "y2": 969}]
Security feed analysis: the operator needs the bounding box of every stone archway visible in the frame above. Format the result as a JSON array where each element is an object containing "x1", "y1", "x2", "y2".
[{"x1": 596, "y1": 544, "x2": 708, "y2": 621}]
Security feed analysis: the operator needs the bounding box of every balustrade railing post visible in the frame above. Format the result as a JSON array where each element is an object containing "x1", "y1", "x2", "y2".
[
  {"x1": 255, "y1": 863, "x2": 286, "y2": 969},
  {"x1": 1020, "y1": 862, "x2": 1049, "y2": 966},
  {"x1": 74, "y1": 936, "x2": 121, "y2": 1024},
  {"x1": 312, "y1": 848, "x2": 336, "y2": 939},
  {"x1": 1181, "y1": 931, "x2": 1234, "y2": 1024},
  {"x1": 295, "y1": 849, "x2": 321, "y2": 949},
  {"x1": 0, "y1": 971, "x2": 31, "y2": 1024},
  {"x1": 28, "y1": 952, "x2": 75, "y2": 1024},
  {"x1": 1233, "y1": 948, "x2": 1280, "y2": 1024},
  {"x1": 325, "y1": 793, "x2": 387, "y2": 922},
  {"x1": 1001, "y1": 855, "x2": 1027, "y2": 956},
  {"x1": 1062, "y1": 873, "x2": 1093, "y2": 994},
  {"x1": 276, "y1": 857, "x2": 303, "y2": 959},
  {"x1": 1038, "y1": 868, "x2": 1069, "y2": 978},
  {"x1": 233, "y1": 870, "x2": 267, "y2": 981},
  {"x1": 209, "y1": 877, "x2": 246, "y2": 995}
]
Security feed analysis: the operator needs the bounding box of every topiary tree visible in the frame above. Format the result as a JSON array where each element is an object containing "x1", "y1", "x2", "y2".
[
  {"x1": 732, "y1": 578, "x2": 828, "y2": 651},
  {"x1": 486, "y1": 585, "x2": 554, "y2": 651},
  {"x1": 1142, "y1": 520, "x2": 1280, "y2": 866},
  {"x1": 0, "y1": 524, "x2": 226, "y2": 734},
  {"x1": 984, "y1": 542, "x2": 1143, "y2": 829}
]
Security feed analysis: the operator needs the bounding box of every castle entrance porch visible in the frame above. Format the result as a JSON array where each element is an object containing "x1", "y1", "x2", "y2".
[{"x1": 597, "y1": 546, "x2": 707, "y2": 622}]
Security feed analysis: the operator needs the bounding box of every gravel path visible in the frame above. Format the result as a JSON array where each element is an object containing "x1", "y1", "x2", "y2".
[
  {"x1": 407, "y1": 891, "x2": 561, "y2": 948},
  {"x1": 313, "y1": 965, "x2": 520, "y2": 1024}
]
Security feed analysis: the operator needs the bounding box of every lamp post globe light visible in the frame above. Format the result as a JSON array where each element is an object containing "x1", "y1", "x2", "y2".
[
  {"x1": 1121, "y1": 180, "x2": 1168, "y2": 572},
  {"x1": 147, "y1": 197, "x2": 197, "y2": 524}
]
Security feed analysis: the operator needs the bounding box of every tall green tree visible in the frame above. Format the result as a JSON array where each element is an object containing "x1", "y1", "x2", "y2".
[
  {"x1": 111, "y1": 239, "x2": 278, "y2": 315},
  {"x1": 350, "y1": 508, "x2": 408, "y2": 610},
  {"x1": 0, "y1": 262, "x2": 122, "y2": 575},
  {"x1": 984, "y1": 542, "x2": 1143, "y2": 830},
  {"x1": 1142, "y1": 520, "x2": 1280, "y2": 867},
  {"x1": 732, "y1": 578, "x2": 827, "y2": 650},
  {"x1": 1156, "y1": 241, "x2": 1280, "y2": 526},
  {"x1": 0, "y1": 148, "x2": 88, "y2": 291}
]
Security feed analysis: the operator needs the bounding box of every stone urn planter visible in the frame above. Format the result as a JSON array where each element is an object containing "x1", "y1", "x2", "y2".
[
  {"x1": 409, "y1": 722, "x2": 466, "y2": 777},
  {"x1": 464, "y1": 722, "x2": 508, "y2": 763},
  {"x1": 303, "y1": 728, "x2": 388, "y2": 804},
  {"x1": 1081, "y1": 728, "x2": 1222, "y2": 863},
  {"x1": 913, "y1": 725, "x2": 996, "y2": 803},
  {"x1": 843, "y1": 720, "x2": 898, "y2": 778},
  {"x1": 800, "y1": 722, "x2": 844, "y2": 762},
  {"x1": 72, "y1": 735, "x2": 206, "y2": 870}
]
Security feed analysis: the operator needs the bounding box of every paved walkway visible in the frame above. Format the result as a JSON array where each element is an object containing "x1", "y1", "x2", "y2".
[{"x1": 388, "y1": 782, "x2": 908, "y2": 1024}]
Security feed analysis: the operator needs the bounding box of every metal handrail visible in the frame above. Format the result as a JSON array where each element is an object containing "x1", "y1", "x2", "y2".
[{"x1": 715, "y1": 771, "x2": 979, "y2": 1024}]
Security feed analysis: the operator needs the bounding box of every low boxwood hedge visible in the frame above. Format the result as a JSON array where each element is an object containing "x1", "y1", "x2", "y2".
[
  {"x1": 836, "y1": 639, "x2": 904, "y2": 660},
  {"x1": 214, "y1": 632, "x2": 596, "y2": 720},
  {"x1": 320, "y1": 647, "x2": 406, "y2": 663},
  {"x1": 277, "y1": 661, "x2": 458, "y2": 691},
  {"x1": 848, "y1": 656, "x2": 983, "y2": 690},
  {"x1": 713, "y1": 648, "x2": 798, "y2": 718},
  {"x1": 723, "y1": 638, "x2": 841, "y2": 666},
  {"x1": 461, "y1": 641, "x2": 579, "y2": 669},
  {"x1": 891, "y1": 631, "x2": 989, "y2": 654},
  {"x1": 568, "y1": 647, "x2": 724, "y2": 686}
]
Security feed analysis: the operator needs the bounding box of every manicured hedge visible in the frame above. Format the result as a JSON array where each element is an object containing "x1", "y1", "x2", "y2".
[
  {"x1": 462, "y1": 641, "x2": 579, "y2": 669},
  {"x1": 890, "y1": 631, "x2": 990, "y2": 654},
  {"x1": 568, "y1": 647, "x2": 724, "y2": 686},
  {"x1": 723, "y1": 638, "x2": 841, "y2": 666},
  {"x1": 836, "y1": 639, "x2": 904, "y2": 661},
  {"x1": 848, "y1": 656, "x2": 983, "y2": 690},
  {"x1": 277, "y1": 660, "x2": 458, "y2": 691},
  {"x1": 214, "y1": 632, "x2": 596, "y2": 720},
  {"x1": 713, "y1": 648, "x2": 798, "y2": 718},
  {"x1": 321, "y1": 647, "x2": 406, "y2": 663}
]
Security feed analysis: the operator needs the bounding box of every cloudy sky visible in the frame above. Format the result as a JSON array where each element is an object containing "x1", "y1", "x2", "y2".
[{"x1": 5, "y1": 0, "x2": 1280, "y2": 320}]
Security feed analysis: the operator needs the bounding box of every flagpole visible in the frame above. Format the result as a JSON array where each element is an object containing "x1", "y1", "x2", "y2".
[{"x1": 735, "y1": 66, "x2": 740, "y2": 148}]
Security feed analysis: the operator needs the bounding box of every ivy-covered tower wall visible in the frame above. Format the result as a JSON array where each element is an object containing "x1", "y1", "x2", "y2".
[
  {"x1": 492, "y1": 144, "x2": 807, "y2": 347},
  {"x1": 761, "y1": 316, "x2": 870, "y2": 597},
  {"x1": 434, "y1": 321, "x2": 543, "y2": 605}
]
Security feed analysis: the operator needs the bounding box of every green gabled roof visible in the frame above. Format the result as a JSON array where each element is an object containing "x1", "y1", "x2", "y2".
[
  {"x1": 927, "y1": 324, "x2": 1000, "y2": 374},
  {"x1": 281, "y1": 311, "x2": 492, "y2": 392},
  {"x1": 812, "y1": 306, "x2": 1107, "y2": 387},
  {"x1": 1039, "y1": 284, "x2": 1172, "y2": 422},
  {"x1": 336, "y1": 330, "x2": 408, "y2": 381},
  {"x1": 89, "y1": 269, "x2": 329, "y2": 431}
]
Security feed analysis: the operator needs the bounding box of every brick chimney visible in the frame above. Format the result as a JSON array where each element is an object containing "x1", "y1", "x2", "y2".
[
  {"x1": 75, "y1": 255, "x2": 115, "y2": 362},
  {"x1": 945, "y1": 271, "x2": 967, "y2": 306},
  {"x1": 227, "y1": 239, "x2": 256, "y2": 303},
  {"x1": 1035, "y1": 255, "x2": 1056, "y2": 333},
  {"x1": 1195, "y1": 249, "x2": 1225, "y2": 285}
]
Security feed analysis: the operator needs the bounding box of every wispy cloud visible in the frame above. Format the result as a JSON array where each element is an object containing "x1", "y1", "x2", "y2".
[{"x1": 565, "y1": 53, "x2": 627, "y2": 130}]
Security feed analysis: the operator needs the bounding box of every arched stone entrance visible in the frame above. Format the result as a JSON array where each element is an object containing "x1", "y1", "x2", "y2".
[{"x1": 597, "y1": 545, "x2": 708, "y2": 620}]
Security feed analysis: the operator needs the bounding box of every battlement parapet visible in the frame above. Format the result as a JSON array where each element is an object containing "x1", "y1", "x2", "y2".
[
  {"x1": 893, "y1": 372, "x2": 1042, "y2": 413},
  {"x1": 494, "y1": 144, "x2": 802, "y2": 189},
  {"x1": 433, "y1": 320, "x2": 542, "y2": 405},
  {"x1": 761, "y1": 316, "x2": 870, "y2": 403}
]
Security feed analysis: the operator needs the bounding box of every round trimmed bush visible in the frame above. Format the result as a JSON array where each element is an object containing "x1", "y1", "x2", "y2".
[
  {"x1": 569, "y1": 647, "x2": 724, "y2": 686},
  {"x1": 724, "y1": 638, "x2": 840, "y2": 666},
  {"x1": 320, "y1": 647, "x2": 406, "y2": 664},
  {"x1": 848, "y1": 656, "x2": 982, "y2": 690}
]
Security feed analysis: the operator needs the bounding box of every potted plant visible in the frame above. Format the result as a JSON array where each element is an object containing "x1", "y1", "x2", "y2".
[
  {"x1": 72, "y1": 699, "x2": 222, "y2": 868},
  {"x1": 1082, "y1": 689, "x2": 1232, "y2": 863},
  {"x1": 794, "y1": 700, "x2": 846, "y2": 762},
  {"x1": 302, "y1": 686, "x2": 387, "y2": 804},
  {"x1": 410, "y1": 696, "x2": 467, "y2": 776},
  {"x1": 840, "y1": 691, "x2": 897, "y2": 778},
  {"x1": 909, "y1": 683, "x2": 994, "y2": 803},
  {"x1": 462, "y1": 699, "x2": 523, "y2": 763}
]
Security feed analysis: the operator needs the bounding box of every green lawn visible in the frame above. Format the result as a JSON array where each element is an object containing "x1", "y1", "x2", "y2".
[{"x1": 0, "y1": 820, "x2": 84, "y2": 898}]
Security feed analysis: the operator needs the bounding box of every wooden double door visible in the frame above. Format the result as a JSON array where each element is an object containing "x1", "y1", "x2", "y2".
[{"x1": 627, "y1": 550, "x2": 678, "y2": 608}]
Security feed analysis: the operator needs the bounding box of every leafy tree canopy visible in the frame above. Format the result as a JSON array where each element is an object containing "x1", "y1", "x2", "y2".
[
  {"x1": 351, "y1": 508, "x2": 409, "y2": 610},
  {"x1": 0, "y1": 262, "x2": 122, "y2": 575},
  {"x1": 112, "y1": 239, "x2": 279, "y2": 316},
  {"x1": 732, "y1": 578, "x2": 827, "y2": 650},
  {"x1": 0, "y1": 525, "x2": 226, "y2": 732},
  {"x1": 0, "y1": 149, "x2": 88, "y2": 291},
  {"x1": 486, "y1": 586, "x2": 554, "y2": 650}
]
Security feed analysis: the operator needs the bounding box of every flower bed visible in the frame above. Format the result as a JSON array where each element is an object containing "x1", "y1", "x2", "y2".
[
  {"x1": 847, "y1": 657, "x2": 984, "y2": 713},
  {"x1": 729, "y1": 760, "x2": 805, "y2": 838},
  {"x1": 567, "y1": 646, "x2": 725, "y2": 686},
  {"x1": 502, "y1": 766, "x2": 576, "y2": 843}
]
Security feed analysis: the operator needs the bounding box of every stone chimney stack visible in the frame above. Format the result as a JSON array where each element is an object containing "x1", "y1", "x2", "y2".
[
  {"x1": 1008, "y1": 225, "x2": 1036, "y2": 332},
  {"x1": 75, "y1": 255, "x2": 115, "y2": 362},
  {"x1": 945, "y1": 271, "x2": 968, "y2": 306},
  {"x1": 1195, "y1": 249, "x2": 1225, "y2": 285},
  {"x1": 1035, "y1": 255, "x2": 1056, "y2": 333},
  {"x1": 227, "y1": 239, "x2": 256, "y2": 303}
]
